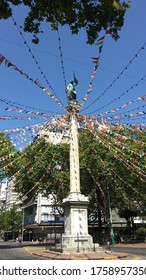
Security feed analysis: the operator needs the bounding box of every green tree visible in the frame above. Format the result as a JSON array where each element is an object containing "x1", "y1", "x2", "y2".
[
  {"x1": 0, "y1": 205, "x2": 22, "y2": 238},
  {"x1": 5, "y1": 127, "x2": 146, "y2": 223},
  {"x1": 0, "y1": 132, "x2": 20, "y2": 180},
  {"x1": 119, "y1": 207, "x2": 138, "y2": 235},
  {"x1": 7, "y1": 137, "x2": 70, "y2": 211},
  {"x1": 0, "y1": 0, "x2": 130, "y2": 44}
]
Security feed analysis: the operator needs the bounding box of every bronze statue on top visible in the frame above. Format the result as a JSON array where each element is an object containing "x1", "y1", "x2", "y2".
[{"x1": 67, "y1": 74, "x2": 78, "y2": 102}]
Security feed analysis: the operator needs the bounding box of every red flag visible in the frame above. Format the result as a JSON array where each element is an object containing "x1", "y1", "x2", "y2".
[
  {"x1": 0, "y1": 54, "x2": 4, "y2": 64},
  {"x1": 106, "y1": 29, "x2": 112, "y2": 34},
  {"x1": 97, "y1": 36, "x2": 105, "y2": 42}
]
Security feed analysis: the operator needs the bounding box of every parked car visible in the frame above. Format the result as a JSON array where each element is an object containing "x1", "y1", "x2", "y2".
[{"x1": 2, "y1": 231, "x2": 13, "y2": 241}]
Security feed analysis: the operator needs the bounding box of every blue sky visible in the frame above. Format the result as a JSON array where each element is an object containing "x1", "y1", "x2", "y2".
[{"x1": 0, "y1": 0, "x2": 146, "y2": 148}]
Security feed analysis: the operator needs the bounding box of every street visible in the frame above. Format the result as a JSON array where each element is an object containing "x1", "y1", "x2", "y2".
[
  {"x1": 0, "y1": 241, "x2": 47, "y2": 260},
  {"x1": 1, "y1": 241, "x2": 146, "y2": 260},
  {"x1": 113, "y1": 246, "x2": 146, "y2": 259}
]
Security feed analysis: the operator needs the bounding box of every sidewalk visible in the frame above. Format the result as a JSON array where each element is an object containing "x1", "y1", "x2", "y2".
[
  {"x1": 23, "y1": 242, "x2": 131, "y2": 260},
  {"x1": 114, "y1": 242, "x2": 146, "y2": 249},
  {"x1": 23, "y1": 241, "x2": 146, "y2": 260}
]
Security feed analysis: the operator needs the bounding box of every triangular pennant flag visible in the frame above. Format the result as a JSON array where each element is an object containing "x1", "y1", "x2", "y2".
[
  {"x1": 142, "y1": 95, "x2": 146, "y2": 102},
  {"x1": 97, "y1": 36, "x2": 105, "y2": 42},
  {"x1": 6, "y1": 60, "x2": 13, "y2": 67},
  {"x1": 0, "y1": 54, "x2": 5, "y2": 64},
  {"x1": 106, "y1": 29, "x2": 112, "y2": 35},
  {"x1": 91, "y1": 57, "x2": 99, "y2": 64},
  {"x1": 5, "y1": 59, "x2": 13, "y2": 67},
  {"x1": 99, "y1": 46, "x2": 103, "y2": 53},
  {"x1": 95, "y1": 41, "x2": 103, "y2": 45}
]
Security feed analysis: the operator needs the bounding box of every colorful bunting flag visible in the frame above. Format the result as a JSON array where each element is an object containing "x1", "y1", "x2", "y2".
[
  {"x1": 0, "y1": 54, "x2": 4, "y2": 64},
  {"x1": 96, "y1": 36, "x2": 105, "y2": 42},
  {"x1": 99, "y1": 46, "x2": 103, "y2": 53},
  {"x1": 95, "y1": 41, "x2": 104, "y2": 46},
  {"x1": 142, "y1": 95, "x2": 146, "y2": 102},
  {"x1": 106, "y1": 29, "x2": 112, "y2": 35},
  {"x1": 0, "y1": 51, "x2": 66, "y2": 111},
  {"x1": 5, "y1": 59, "x2": 13, "y2": 67},
  {"x1": 91, "y1": 57, "x2": 99, "y2": 64},
  {"x1": 95, "y1": 36, "x2": 105, "y2": 45}
]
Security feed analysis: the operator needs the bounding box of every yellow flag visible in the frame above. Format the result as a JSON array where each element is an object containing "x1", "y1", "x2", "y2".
[{"x1": 113, "y1": 0, "x2": 123, "y2": 10}]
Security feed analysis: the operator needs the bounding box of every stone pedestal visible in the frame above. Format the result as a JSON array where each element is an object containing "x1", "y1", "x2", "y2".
[{"x1": 62, "y1": 192, "x2": 93, "y2": 254}]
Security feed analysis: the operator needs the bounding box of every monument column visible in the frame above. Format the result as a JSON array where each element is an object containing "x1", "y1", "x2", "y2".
[
  {"x1": 62, "y1": 101, "x2": 93, "y2": 253},
  {"x1": 70, "y1": 110, "x2": 80, "y2": 193}
]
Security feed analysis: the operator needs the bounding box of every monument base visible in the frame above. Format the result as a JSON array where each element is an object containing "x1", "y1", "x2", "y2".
[
  {"x1": 62, "y1": 192, "x2": 94, "y2": 254},
  {"x1": 62, "y1": 234, "x2": 93, "y2": 254}
]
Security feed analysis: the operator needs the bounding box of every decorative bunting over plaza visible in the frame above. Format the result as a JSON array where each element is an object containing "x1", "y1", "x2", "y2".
[
  {"x1": 0, "y1": 53, "x2": 66, "y2": 111},
  {"x1": 0, "y1": 0, "x2": 145, "y2": 213}
]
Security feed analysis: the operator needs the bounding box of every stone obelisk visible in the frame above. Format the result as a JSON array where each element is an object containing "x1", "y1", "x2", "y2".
[{"x1": 62, "y1": 89, "x2": 93, "y2": 253}]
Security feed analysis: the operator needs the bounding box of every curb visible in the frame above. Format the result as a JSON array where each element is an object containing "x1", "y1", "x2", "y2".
[{"x1": 24, "y1": 247, "x2": 129, "y2": 260}]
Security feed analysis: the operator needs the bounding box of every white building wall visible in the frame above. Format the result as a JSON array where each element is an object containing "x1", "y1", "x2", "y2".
[
  {"x1": 0, "y1": 181, "x2": 7, "y2": 209},
  {"x1": 0, "y1": 179, "x2": 20, "y2": 210},
  {"x1": 35, "y1": 193, "x2": 60, "y2": 224},
  {"x1": 5, "y1": 180, "x2": 18, "y2": 210}
]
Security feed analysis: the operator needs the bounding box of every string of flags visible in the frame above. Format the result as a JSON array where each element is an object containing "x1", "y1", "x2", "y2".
[
  {"x1": 1, "y1": 0, "x2": 145, "y2": 201},
  {"x1": 0, "y1": 92, "x2": 145, "y2": 122},
  {"x1": 2, "y1": 115, "x2": 69, "y2": 150},
  {"x1": 81, "y1": 44, "x2": 146, "y2": 115},
  {"x1": 0, "y1": 115, "x2": 50, "y2": 121},
  {"x1": 97, "y1": 95, "x2": 146, "y2": 118},
  {"x1": 0, "y1": 119, "x2": 145, "y2": 180},
  {"x1": 78, "y1": 30, "x2": 110, "y2": 109},
  {"x1": 84, "y1": 153, "x2": 143, "y2": 200},
  {"x1": 78, "y1": 0, "x2": 131, "y2": 111},
  {"x1": 80, "y1": 114, "x2": 146, "y2": 142},
  {"x1": 1, "y1": 113, "x2": 145, "y2": 194},
  {"x1": 0, "y1": 53, "x2": 66, "y2": 111},
  {"x1": 83, "y1": 118, "x2": 146, "y2": 182},
  {"x1": 0, "y1": 98, "x2": 59, "y2": 116},
  {"x1": 94, "y1": 74, "x2": 146, "y2": 114}
]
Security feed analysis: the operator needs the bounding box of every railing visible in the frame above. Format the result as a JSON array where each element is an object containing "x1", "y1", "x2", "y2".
[
  {"x1": 45, "y1": 233, "x2": 63, "y2": 253},
  {"x1": 45, "y1": 232, "x2": 102, "y2": 253}
]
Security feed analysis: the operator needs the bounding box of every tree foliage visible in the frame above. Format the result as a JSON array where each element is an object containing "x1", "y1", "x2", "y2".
[
  {"x1": 0, "y1": 132, "x2": 20, "y2": 180},
  {"x1": 5, "y1": 127, "x2": 146, "y2": 223},
  {"x1": 0, "y1": 0, "x2": 130, "y2": 44},
  {"x1": 8, "y1": 138, "x2": 70, "y2": 207},
  {"x1": 0, "y1": 205, "x2": 22, "y2": 237}
]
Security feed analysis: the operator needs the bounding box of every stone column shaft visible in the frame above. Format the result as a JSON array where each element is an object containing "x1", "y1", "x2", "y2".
[{"x1": 70, "y1": 112, "x2": 80, "y2": 193}]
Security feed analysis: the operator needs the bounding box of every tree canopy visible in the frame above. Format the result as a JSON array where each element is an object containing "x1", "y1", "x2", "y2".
[
  {"x1": 0, "y1": 0, "x2": 130, "y2": 44},
  {"x1": 0, "y1": 205, "x2": 22, "y2": 237},
  {"x1": 0, "y1": 132, "x2": 20, "y2": 180},
  {"x1": 4, "y1": 125, "x2": 146, "y2": 223}
]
